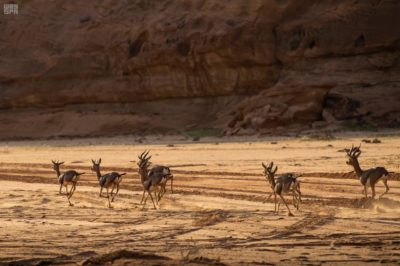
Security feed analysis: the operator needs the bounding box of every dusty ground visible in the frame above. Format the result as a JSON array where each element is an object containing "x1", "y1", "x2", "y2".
[{"x1": 0, "y1": 134, "x2": 400, "y2": 265}]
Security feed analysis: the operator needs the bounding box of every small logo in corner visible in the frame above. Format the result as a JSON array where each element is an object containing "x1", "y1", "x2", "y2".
[{"x1": 4, "y1": 3, "x2": 18, "y2": 15}]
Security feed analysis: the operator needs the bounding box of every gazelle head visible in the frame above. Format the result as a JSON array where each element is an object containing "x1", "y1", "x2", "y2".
[
  {"x1": 91, "y1": 158, "x2": 101, "y2": 173},
  {"x1": 137, "y1": 150, "x2": 151, "y2": 170},
  {"x1": 262, "y1": 161, "x2": 278, "y2": 180},
  {"x1": 346, "y1": 144, "x2": 361, "y2": 167},
  {"x1": 51, "y1": 160, "x2": 64, "y2": 172}
]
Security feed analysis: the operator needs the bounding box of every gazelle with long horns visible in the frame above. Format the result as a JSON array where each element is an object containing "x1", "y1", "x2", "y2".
[
  {"x1": 262, "y1": 162, "x2": 301, "y2": 216},
  {"x1": 345, "y1": 144, "x2": 389, "y2": 199},
  {"x1": 137, "y1": 150, "x2": 173, "y2": 209}
]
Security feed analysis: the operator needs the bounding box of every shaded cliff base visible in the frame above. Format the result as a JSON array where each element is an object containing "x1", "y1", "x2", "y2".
[
  {"x1": 0, "y1": 96, "x2": 238, "y2": 140},
  {"x1": 0, "y1": 92, "x2": 399, "y2": 141}
]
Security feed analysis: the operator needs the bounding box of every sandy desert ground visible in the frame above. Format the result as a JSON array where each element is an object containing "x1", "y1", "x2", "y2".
[{"x1": 0, "y1": 134, "x2": 400, "y2": 265}]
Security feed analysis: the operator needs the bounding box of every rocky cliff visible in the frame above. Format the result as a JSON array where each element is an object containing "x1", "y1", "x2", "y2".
[{"x1": 0, "y1": 0, "x2": 399, "y2": 139}]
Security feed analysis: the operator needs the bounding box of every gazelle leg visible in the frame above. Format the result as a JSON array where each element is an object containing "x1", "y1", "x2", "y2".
[
  {"x1": 157, "y1": 186, "x2": 162, "y2": 201},
  {"x1": 162, "y1": 184, "x2": 166, "y2": 198},
  {"x1": 99, "y1": 186, "x2": 104, "y2": 197},
  {"x1": 157, "y1": 189, "x2": 161, "y2": 201},
  {"x1": 106, "y1": 187, "x2": 111, "y2": 208},
  {"x1": 59, "y1": 184, "x2": 63, "y2": 194},
  {"x1": 363, "y1": 185, "x2": 368, "y2": 198},
  {"x1": 292, "y1": 193, "x2": 298, "y2": 210},
  {"x1": 142, "y1": 191, "x2": 149, "y2": 209},
  {"x1": 147, "y1": 190, "x2": 157, "y2": 210},
  {"x1": 170, "y1": 176, "x2": 174, "y2": 194},
  {"x1": 279, "y1": 194, "x2": 293, "y2": 216},
  {"x1": 371, "y1": 184, "x2": 376, "y2": 199},
  {"x1": 154, "y1": 191, "x2": 160, "y2": 206},
  {"x1": 140, "y1": 189, "x2": 146, "y2": 204},
  {"x1": 298, "y1": 189, "x2": 302, "y2": 203},
  {"x1": 112, "y1": 184, "x2": 120, "y2": 202},
  {"x1": 293, "y1": 188, "x2": 301, "y2": 210},
  {"x1": 68, "y1": 185, "x2": 73, "y2": 198},
  {"x1": 380, "y1": 177, "x2": 389, "y2": 198},
  {"x1": 67, "y1": 195, "x2": 73, "y2": 206},
  {"x1": 71, "y1": 183, "x2": 76, "y2": 197},
  {"x1": 159, "y1": 184, "x2": 166, "y2": 201},
  {"x1": 154, "y1": 187, "x2": 159, "y2": 206},
  {"x1": 66, "y1": 185, "x2": 73, "y2": 206},
  {"x1": 72, "y1": 184, "x2": 76, "y2": 197},
  {"x1": 295, "y1": 192, "x2": 301, "y2": 210},
  {"x1": 68, "y1": 185, "x2": 74, "y2": 199},
  {"x1": 297, "y1": 183, "x2": 302, "y2": 202},
  {"x1": 110, "y1": 184, "x2": 115, "y2": 198},
  {"x1": 274, "y1": 193, "x2": 277, "y2": 213},
  {"x1": 105, "y1": 186, "x2": 109, "y2": 199},
  {"x1": 292, "y1": 191, "x2": 296, "y2": 209},
  {"x1": 109, "y1": 185, "x2": 114, "y2": 201}
]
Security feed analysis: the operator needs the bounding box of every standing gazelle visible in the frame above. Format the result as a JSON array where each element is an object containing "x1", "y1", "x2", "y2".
[
  {"x1": 51, "y1": 160, "x2": 85, "y2": 206},
  {"x1": 91, "y1": 158, "x2": 126, "y2": 208},
  {"x1": 262, "y1": 162, "x2": 301, "y2": 216},
  {"x1": 346, "y1": 144, "x2": 389, "y2": 199}
]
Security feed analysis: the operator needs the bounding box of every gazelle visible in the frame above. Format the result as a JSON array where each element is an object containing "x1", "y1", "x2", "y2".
[
  {"x1": 149, "y1": 165, "x2": 174, "y2": 201},
  {"x1": 91, "y1": 158, "x2": 126, "y2": 208},
  {"x1": 262, "y1": 162, "x2": 301, "y2": 216},
  {"x1": 137, "y1": 151, "x2": 173, "y2": 209},
  {"x1": 346, "y1": 144, "x2": 389, "y2": 199},
  {"x1": 51, "y1": 160, "x2": 85, "y2": 206}
]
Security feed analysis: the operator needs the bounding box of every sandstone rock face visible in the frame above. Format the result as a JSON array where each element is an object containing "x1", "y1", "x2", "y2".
[{"x1": 0, "y1": 0, "x2": 399, "y2": 139}]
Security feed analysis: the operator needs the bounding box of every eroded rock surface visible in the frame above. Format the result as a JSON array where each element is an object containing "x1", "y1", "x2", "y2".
[{"x1": 0, "y1": 0, "x2": 399, "y2": 139}]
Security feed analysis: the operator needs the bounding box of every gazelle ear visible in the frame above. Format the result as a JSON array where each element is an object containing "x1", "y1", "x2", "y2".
[
  {"x1": 51, "y1": 160, "x2": 56, "y2": 164},
  {"x1": 262, "y1": 162, "x2": 267, "y2": 169},
  {"x1": 273, "y1": 166, "x2": 278, "y2": 174},
  {"x1": 98, "y1": 158, "x2": 101, "y2": 164},
  {"x1": 91, "y1": 159, "x2": 95, "y2": 164}
]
